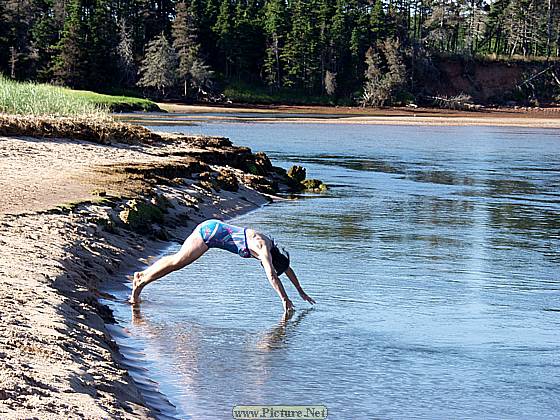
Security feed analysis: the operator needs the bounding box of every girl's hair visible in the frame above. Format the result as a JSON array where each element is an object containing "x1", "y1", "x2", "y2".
[{"x1": 270, "y1": 241, "x2": 290, "y2": 275}]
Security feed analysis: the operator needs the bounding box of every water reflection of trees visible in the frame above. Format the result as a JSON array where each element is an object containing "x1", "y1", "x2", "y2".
[
  {"x1": 295, "y1": 155, "x2": 405, "y2": 175},
  {"x1": 410, "y1": 170, "x2": 476, "y2": 186},
  {"x1": 485, "y1": 179, "x2": 536, "y2": 196}
]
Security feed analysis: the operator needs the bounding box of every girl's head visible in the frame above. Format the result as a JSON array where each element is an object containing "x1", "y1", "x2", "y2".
[{"x1": 270, "y1": 243, "x2": 290, "y2": 275}]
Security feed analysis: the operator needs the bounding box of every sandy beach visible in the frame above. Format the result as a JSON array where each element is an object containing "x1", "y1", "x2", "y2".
[
  {"x1": 150, "y1": 103, "x2": 560, "y2": 128},
  {"x1": 0, "y1": 129, "x2": 280, "y2": 418}
]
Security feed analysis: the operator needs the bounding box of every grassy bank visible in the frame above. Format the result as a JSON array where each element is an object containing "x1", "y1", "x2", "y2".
[{"x1": 0, "y1": 76, "x2": 159, "y2": 116}]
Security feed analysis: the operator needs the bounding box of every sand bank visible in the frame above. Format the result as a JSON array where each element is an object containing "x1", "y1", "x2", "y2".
[
  {"x1": 151, "y1": 103, "x2": 560, "y2": 128},
  {"x1": 0, "y1": 130, "x2": 285, "y2": 418}
]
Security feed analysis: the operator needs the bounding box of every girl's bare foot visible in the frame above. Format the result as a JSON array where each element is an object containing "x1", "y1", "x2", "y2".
[{"x1": 130, "y1": 272, "x2": 144, "y2": 304}]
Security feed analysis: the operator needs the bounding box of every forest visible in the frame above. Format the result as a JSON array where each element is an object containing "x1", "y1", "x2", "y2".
[{"x1": 1, "y1": 0, "x2": 559, "y2": 106}]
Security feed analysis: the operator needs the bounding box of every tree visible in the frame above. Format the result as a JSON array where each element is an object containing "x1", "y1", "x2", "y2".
[
  {"x1": 52, "y1": 0, "x2": 89, "y2": 87},
  {"x1": 173, "y1": 1, "x2": 213, "y2": 98},
  {"x1": 213, "y1": 0, "x2": 234, "y2": 77},
  {"x1": 370, "y1": 0, "x2": 386, "y2": 43},
  {"x1": 361, "y1": 39, "x2": 406, "y2": 107},
  {"x1": 137, "y1": 33, "x2": 178, "y2": 96},
  {"x1": 117, "y1": 19, "x2": 136, "y2": 86},
  {"x1": 263, "y1": 0, "x2": 287, "y2": 88},
  {"x1": 282, "y1": 0, "x2": 319, "y2": 90},
  {"x1": 325, "y1": 70, "x2": 336, "y2": 96},
  {"x1": 3, "y1": 0, "x2": 39, "y2": 79}
]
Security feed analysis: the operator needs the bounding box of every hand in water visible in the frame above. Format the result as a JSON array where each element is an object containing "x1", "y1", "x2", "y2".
[
  {"x1": 300, "y1": 292, "x2": 316, "y2": 305},
  {"x1": 283, "y1": 298, "x2": 295, "y2": 314}
]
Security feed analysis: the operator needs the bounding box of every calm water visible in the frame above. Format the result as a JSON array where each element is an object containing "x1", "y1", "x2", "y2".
[{"x1": 106, "y1": 122, "x2": 560, "y2": 419}]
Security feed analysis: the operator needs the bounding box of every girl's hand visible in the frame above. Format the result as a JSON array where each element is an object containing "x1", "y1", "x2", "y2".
[
  {"x1": 300, "y1": 292, "x2": 316, "y2": 305},
  {"x1": 283, "y1": 298, "x2": 295, "y2": 314}
]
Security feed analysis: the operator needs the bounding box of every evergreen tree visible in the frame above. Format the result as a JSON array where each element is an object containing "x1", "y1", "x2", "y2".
[
  {"x1": 361, "y1": 38, "x2": 406, "y2": 106},
  {"x1": 88, "y1": 0, "x2": 118, "y2": 87},
  {"x1": 30, "y1": 0, "x2": 60, "y2": 81},
  {"x1": 282, "y1": 0, "x2": 319, "y2": 90},
  {"x1": 330, "y1": 0, "x2": 348, "y2": 73},
  {"x1": 213, "y1": 0, "x2": 234, "y2": 77},
  {"x1": 173, "y1": 1, "x2": 213, "y2": 98},
  {"x1": 117, "y1": 19, "x2": 137, "y2": 86},
  {"x1": 4, "y1": 0, "x2": 39, "y2": 79},
  {"x1": 0, "y1": 2, "x2": 8, "y2": 72},
  {"x1": 370, "y1": 0, "x2": 386, "y2": 43},
  {"x1": 325, "y1": 70, "x2": 337, "y2": 96},
  {"x1": 173, "y1": 1, "x2": 200, "y2": 96},
  {"x1": 263, "y1": 0, "x2": 287, "y2": 88},
  {"x1": 52, "y1": 0, "x2": 89, "y2": 87},
  {"x1": 137, "y1": 33, "x2": 178, "y2": 96}
]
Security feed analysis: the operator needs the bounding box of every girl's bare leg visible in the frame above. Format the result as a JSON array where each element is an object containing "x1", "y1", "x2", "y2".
[{"x1": 130, "y1": 230, "x2": 208, "y2": 303}]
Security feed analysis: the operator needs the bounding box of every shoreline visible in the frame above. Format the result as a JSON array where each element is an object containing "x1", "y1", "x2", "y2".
[
  {"x1": 146, "y1": 102, "x2": 560, "y2": 129},
  {"x1": 0, "y1": 128, "x2": 287, "y2": 418}
]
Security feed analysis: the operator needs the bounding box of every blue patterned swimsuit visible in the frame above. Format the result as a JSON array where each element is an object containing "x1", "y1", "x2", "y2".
[{"x1": 198, "y1": 219, "x2": 252, "y2": 258}]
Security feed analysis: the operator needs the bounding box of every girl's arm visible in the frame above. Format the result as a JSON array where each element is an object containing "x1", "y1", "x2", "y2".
[
  {"x1": 260, "y1": 248, "x2": 294, "y2": 314},
  {"x1": 285, "y1": 267, "x2": 316, "y2": 304}
]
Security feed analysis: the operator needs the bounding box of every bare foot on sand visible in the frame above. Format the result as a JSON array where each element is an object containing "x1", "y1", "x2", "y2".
[{"x1": 129, "y1": 272, "x2": 143, "y2": 304}]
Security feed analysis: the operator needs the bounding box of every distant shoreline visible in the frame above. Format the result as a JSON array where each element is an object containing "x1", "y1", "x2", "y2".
[{"x1": 151, "y1": 102, "x2": 560, "y2": 129}]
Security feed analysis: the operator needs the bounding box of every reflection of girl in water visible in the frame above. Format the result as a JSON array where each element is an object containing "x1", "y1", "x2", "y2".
[{"x1": 130, "y1": 219, "x2": 316, "y2": 314}]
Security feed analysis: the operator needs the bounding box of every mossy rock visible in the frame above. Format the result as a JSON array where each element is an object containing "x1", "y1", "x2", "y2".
[
  {"x1": 119, "y1": 199, "x2": 164, "y2": 231},
  {"x1": 95, "y1": 216, "x2": 117, "y2": 233},
  {"x1": 216, "y1": 170, "x2": 239, "y2": 192},
  {"x1": 243, "y1": 174, "x2": 277, "y2": 195},
  {"x1": 198, "y1": 180, "x2": 214, "y2": 191},
  {"x1": 150, "y1": 193, "x2": 173, "y2": 212},
  {"x1": 301, "y1": 179, "x2": 328, "y2": 192},
  {"x1": 253, "y1": 152, "x2": 273, "y2": 174},
  {"x1": 287, "y1": 165, "x2": 306, "y2": 183}
]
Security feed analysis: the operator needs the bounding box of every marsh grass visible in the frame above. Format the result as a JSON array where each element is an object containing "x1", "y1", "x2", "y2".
[
  {"x1": 0, "y1": 75, "x2": 107, "y2": 116},
  {"x1": 0, "y1": 75, "x2": 159, "y2": 116}
]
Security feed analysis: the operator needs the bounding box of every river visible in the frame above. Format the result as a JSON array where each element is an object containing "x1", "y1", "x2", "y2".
[{"x1": 104, "y1": 120, "x2": 560, "y2": 419}]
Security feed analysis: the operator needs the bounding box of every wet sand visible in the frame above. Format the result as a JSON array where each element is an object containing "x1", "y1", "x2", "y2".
[
  {"x1": 0, "y1": 133, "x2": 273, "y2": 418},
  {"x1": 152, "y1": 103, "x2": 560, "y2": 128}
]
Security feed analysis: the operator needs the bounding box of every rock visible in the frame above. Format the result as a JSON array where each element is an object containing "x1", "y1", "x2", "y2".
[
  {"x1": 287, "y1": 165, "x2": 306, "y2": 183},
  {"x1": 216, "y1": 170, "x2": 239, "y2": 192},
  {"x1": 243, "y1": 174, "x2": 277, "y2": 195},
  {"x1": 118, "y1": 199, "x2": 164, "y2": 231},
  {"x1": 150, "y1": 193, "x2": 173, "y2": 212},
  {"x1": 254, "y1": 152, "x2": 273, "y2": 172},
  {"x1": 301, "y1": 179, "x2": 328, "y2": 192},
  {"x1": 151, "y1": 224, "x2": 170, "y2": 241}
]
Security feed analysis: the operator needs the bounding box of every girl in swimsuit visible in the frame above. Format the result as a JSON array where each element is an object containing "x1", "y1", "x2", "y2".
[{"x1": 130, "y1": 219, "x2": 316, "y2": 314}]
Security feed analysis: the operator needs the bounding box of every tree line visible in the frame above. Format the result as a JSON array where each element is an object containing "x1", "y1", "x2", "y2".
[{"x1": 1, "y1": 0, "x2": 559, "y2": 104}]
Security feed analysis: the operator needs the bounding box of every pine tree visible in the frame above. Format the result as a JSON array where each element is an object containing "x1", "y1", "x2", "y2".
[
  {"x1": 361, "y1": 39, "x2": 406, "y2": 106},
  {"x1": 0, "y1": 2, "x2": 8, "y2": 72},
  {"x1": 52, "y1": 0, "x2": 88, "y2": 87},
  {"x1": 4, "y1": 0, "x2": 39, "y2": 79},
  {"x1": 330, "y1": 0, "x2": 348, "y2": 73},
  {"x1": 213, "y1": 0, "x2": 234, "y2": 77},
  {"x1": 282, "y1": 0, "x2": 319, "y2": 90},
  {"x1": 173, "y1": 1, "x2": 200, "y2": 96},
  {"x1": 325, "y1": 70, "x2": 336, "y2": 96},
  {"x1": 173, "y1": 1, "x2": 213, "y2": 98},
  {"x1": 137, "y1": 33, "x2": 178, "y2": 97},
  {"x1": 263, "y1": 0, "x2": 287, "y2": 88},
  {"x1": 117, "y1": 19, "x2": 136, "y2": 87},
  {"x1": 370, "y1": 0, "x2": 386, "y2": 43},
  {"x1": 88, "y1": 0, "x2": 118, "y2": 87}
]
